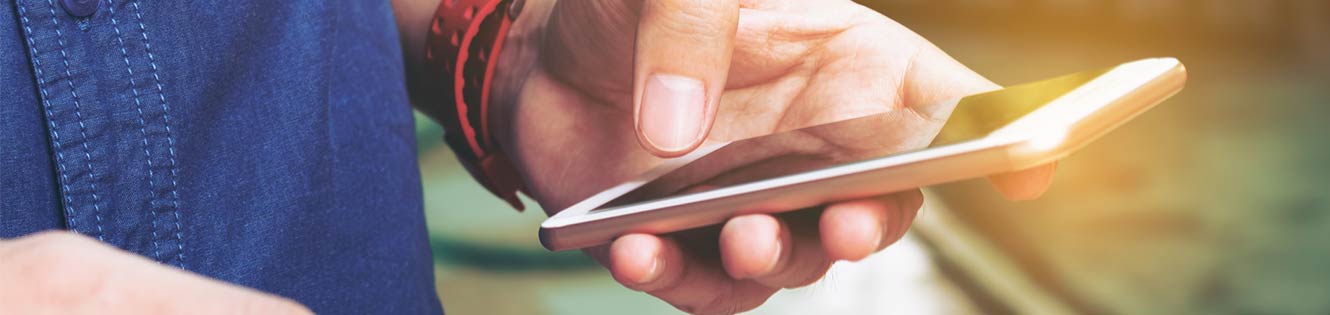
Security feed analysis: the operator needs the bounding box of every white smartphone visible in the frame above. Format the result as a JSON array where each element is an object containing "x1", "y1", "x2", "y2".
[{"x1": 540, "y1": 58, "x2": 1187, "y2": 251}]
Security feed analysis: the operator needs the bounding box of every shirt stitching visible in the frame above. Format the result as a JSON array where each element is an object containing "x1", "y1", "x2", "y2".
[
  {"x1": 130, "y1": 0, "x2": 187, "y2": 269},
  {"x1": 16, "y1": 2, "x2": 79, "y2": 233},
  {"x1": 44, "y1": 0, "x2": 107, "y2": 241},
  {"x1": 108, "y1": 0, "x2": 162, "y2": 262}
]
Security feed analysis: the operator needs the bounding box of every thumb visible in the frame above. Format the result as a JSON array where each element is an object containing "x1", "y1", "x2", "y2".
[{"x1": 632, "y1": 0, "x2": 739, "y2": 157}]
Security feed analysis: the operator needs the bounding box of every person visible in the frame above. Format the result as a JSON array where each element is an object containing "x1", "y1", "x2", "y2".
[{"x1": 0, "y1": 0, "x2": 1055, "y2": 314}]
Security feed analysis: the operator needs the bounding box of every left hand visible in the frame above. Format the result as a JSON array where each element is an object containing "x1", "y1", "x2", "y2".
[
  {"x1": 0, "y1": 231, "x2": 311, "y2": 314},
  {"x1": 481, "y1": 0, "x2": 1056, "y2": 313}
]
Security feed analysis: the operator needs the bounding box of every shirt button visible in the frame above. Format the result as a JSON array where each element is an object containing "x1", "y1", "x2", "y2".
[{"x1": 60, "y1": 0, "x2": 98, "y2": 17}]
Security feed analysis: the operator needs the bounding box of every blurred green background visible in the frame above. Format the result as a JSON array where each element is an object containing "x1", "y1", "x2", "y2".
[{"x1": 419, "y1": 1, "x2": 1330, "y2": 314}]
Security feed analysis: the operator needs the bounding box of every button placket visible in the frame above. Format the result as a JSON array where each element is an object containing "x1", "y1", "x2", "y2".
[{"x1": 16, "y1": 0, "x2": 107, "y2": 240}]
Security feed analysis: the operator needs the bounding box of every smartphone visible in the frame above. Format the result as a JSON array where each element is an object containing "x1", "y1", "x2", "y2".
[{"x1": 540, "y1": 58, "x2": 1187, "y2": 251}]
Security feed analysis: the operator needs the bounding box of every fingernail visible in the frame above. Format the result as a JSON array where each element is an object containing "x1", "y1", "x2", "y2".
[
  {"x1": 639, "y1": 254, "x2": 665, "y2": 285},
  {"x1": 639, "y1": 74, "x2": 707, "y2": 154},
  {"x1": 760, "y1": 237, "x2": 783, "y2": 276},
  {"x1": 873, "y1": 217, "x2": 887, "y2": 251}
]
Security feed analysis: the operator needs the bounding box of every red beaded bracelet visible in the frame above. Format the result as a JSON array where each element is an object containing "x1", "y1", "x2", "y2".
[{"x1": 423, "y1": 0, "x2": 525, "y2": 210}]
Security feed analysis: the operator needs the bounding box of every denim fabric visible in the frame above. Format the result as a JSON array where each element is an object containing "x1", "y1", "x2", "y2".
[{"x1": 0, "y1": 0, "x2": 442, "y2": 313}]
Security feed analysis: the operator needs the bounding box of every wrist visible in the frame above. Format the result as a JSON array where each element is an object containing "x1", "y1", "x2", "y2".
[
  {"x1": 396, "y1": 0, "x2": 444, "y2": 105},
  {"x1": 422, "y1": 0, "x2": 545, "y2": 210},
  {"x1": 487, "y1": 0, "x2": 553, "y2": 161}
]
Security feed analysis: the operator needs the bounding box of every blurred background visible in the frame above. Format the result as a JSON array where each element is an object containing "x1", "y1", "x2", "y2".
[{"x1": 417, "y1": 1, "x2": 1330, "y2": 314}]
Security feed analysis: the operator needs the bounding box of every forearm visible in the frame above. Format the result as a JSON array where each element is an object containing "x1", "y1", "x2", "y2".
[
  {"x1": 391, "y1": 0, "x2": 552, "y2": 111},
  {"x1": 390, "y1": 0, "x2": 553, "y2": 127},
  {"x1": 391, "y1": 0, "x2": 443, "y2": 105}
]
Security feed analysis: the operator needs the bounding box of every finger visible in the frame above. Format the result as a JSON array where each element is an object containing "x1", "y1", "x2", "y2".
[
  {"x1": 897, "y1": 42, "x2": 1060, "y2": 200},
  {"x1": 606, "y1": 233, "x2": 670, "y2": 290},
  {"x1": 0, "y1": 231, "x2": 310, "y2": 315},
  {"x1": 896, "y1": 35, "x2": 1002, "y2": 117},
  {"x1": 607, "y1": 233, "x2": 774, "y2": 314},
  {"x1": 988, "y1": 162, "x2": 1058, "y2": 201},
  {"x1": 720, "y1": 214, "x2": 832, "y2": 289},
  {"x1": 632, "y1": 0, "x2": 740, "y2": 157},
  {"x1": 820, "y1": 190, "x2": 922, "y2": 262},
  {"x1": 717, "y1": 215, "x2": 786, "y2": 280}
]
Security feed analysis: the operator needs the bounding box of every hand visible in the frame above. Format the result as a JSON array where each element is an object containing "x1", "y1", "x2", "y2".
[
  {"x1": 0, "y1": 231, "x2": 310, "y2": 315},
  {"x1": 488, "y1": 0, "x2": 1056, "y2": 313}
]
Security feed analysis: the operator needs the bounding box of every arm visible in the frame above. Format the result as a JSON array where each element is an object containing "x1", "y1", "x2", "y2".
[
  {"x1": 391, "y1": 0, "x2": 441, "y2": 105},
  {"x1": 0, "y1": 232, "x2": 309, "y2": 314},
  {"x1": 392, "y1": 0, "x2": 1057, "y2": 313}
]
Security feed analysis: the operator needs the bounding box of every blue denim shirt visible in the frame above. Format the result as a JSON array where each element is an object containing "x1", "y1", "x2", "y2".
[{"x1": 0, "y1": 0, "x2": 442, "y2": 313}]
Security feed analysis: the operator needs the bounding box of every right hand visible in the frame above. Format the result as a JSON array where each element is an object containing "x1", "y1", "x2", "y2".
[
  {"x1": 490, "y1": 0, "x2": 1057, "y2": 313},
  {"x1": 0, "y1": 231, "x2": 310, "y2": 315}
]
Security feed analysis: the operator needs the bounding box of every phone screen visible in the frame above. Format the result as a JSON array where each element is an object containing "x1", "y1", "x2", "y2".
[{"x1": 596, "y1": 68, "x2": 1110, "y2": 211}]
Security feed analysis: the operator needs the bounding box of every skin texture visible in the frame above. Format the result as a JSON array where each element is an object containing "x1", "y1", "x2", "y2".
[{"x1": 0, "y1": 231, "x2": 311, "y2": 314}]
